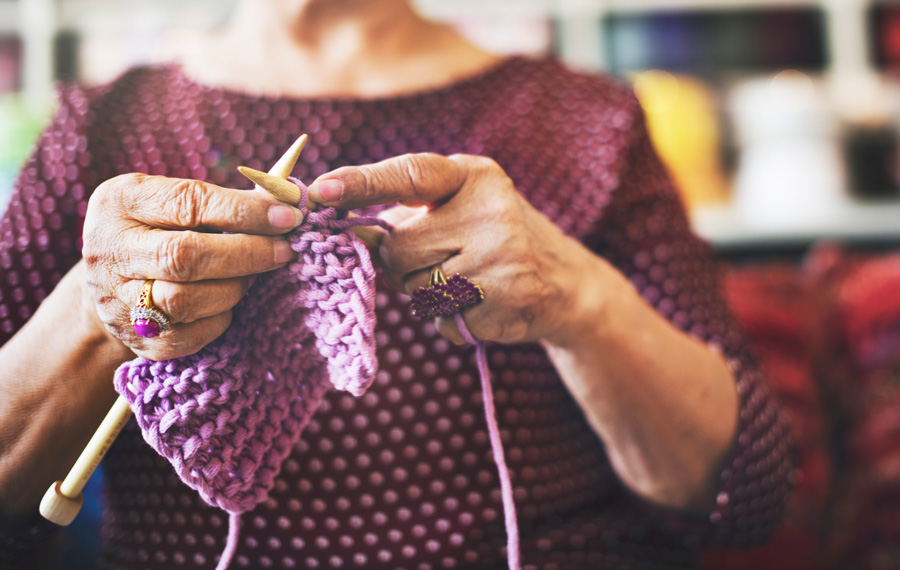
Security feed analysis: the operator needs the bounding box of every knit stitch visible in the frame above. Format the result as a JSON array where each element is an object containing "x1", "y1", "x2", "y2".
[
  {"x1": 113, "y1": 179, "x2": 521, "y2": 570},
  {"x1": 114, "y1": 180, "x2": 383, "y2": 514}
]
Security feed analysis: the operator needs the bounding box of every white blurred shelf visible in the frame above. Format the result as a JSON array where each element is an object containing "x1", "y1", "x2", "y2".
[
  {"x1": 691, "y1": 199, "x2": 900, "y2": 247},
  {"x1": 0, "y1": 2, "x2": 18, "y2": 33}
]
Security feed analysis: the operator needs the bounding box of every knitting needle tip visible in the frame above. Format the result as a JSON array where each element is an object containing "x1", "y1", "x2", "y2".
[
  {"x1": 239, "y1": 137, "x2": 383, "y2": 248},
  {"x1": 268, "y1": 134, "x2": 308, "y2": 179},
  {"x1": 238, "y1": 165, "x2": 303, "y2": 206}
]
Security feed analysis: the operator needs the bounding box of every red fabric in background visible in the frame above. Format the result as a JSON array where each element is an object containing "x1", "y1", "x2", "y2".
[
  {"x1": 700, "y1": 261, "x2": 832, "y2": 570},
  {"x1": 700, "y1": 245, "x2": 900, "y2": 570},
  {"x1": 822, "y1": 248, "x2": 900, "y2": 570}
]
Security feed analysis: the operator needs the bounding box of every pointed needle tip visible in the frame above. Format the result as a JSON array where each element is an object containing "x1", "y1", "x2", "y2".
[
  {"x1": 238, "y1": 165, "x2": 302, "y2": 205},
  {"x1": 268, "y1": 134, "x2": 308, "y2": 179}
]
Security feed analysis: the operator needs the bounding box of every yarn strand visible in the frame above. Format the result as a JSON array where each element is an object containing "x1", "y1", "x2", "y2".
[
  {"x1": 454, "y1": 312, "x2": 522, "y2": 570},
  {"x1": 216, "y1": 513, "x2": 242, "y2": 570},
  {"x1": 118, "y1": 175, "x2": 520, "y2": 569}
]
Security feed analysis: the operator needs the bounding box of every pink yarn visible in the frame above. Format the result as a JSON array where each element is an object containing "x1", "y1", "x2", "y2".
[
  {"x1": 455, "y1": 313, "x2": 521, "y2": 570},
  {"x1": 115, "y1": 180, "x2": 382, "y2": 514},
  {"x1": 114, "y1": 179, "x2": 520, "y2": 569}
]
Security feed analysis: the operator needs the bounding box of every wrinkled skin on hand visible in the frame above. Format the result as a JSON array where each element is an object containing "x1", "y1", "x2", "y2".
[
  {"x1": 307, "y1": 153, "x2": 608, "y2": 347},
  {"x1": 82, "y1": 173, "x2": 304, "y2": 361}
]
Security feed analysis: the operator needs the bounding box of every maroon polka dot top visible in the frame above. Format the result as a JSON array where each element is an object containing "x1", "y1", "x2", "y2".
[{"x1": 0, "y1": 56, "x2": 794, "y2": 569}]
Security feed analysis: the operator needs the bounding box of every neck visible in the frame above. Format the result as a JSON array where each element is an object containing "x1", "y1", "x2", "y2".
[
  {"x1": 230, "y1": 0, "x2": 419, "y2": 54},
  {"x1": 177, "y1": 0, "x2": 502, "y2": 98}
]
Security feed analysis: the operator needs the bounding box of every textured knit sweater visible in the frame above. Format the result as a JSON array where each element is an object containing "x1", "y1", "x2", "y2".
[{"x1": 0, "y1": 56, "x2": 794, "y2": 570}]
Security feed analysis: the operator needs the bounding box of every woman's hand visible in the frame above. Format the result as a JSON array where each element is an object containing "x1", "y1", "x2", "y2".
[
  {"x1": 307, "y1": 153, "x2": 605, "y2": 347},
  {"x1": 82, "y1": 173, "x2": 304, "y2": 361},
  {"x1": 308, "y1": 153, "x2": 739, "y2": 512}
]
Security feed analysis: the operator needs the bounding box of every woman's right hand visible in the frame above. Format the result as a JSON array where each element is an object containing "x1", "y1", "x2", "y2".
[{"x1": 82, "y1": 173, "x2": 304, "y2": 361}]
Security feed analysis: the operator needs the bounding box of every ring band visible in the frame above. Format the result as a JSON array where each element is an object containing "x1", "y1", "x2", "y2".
[
  {"x1": 130, "y1": 279, "x2": 171, "y2": 338},
  {"x1": 410, "y1": 266, "x2": 484, "y2": 319}
]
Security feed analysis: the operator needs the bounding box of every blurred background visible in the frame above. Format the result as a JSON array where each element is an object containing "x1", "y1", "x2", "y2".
[
  {"x1": 3, "y1": 1, "x2": 900, "y2": 569},
  {"x1": 2, "y1": 0, "x2": 900, "y2": 251}
]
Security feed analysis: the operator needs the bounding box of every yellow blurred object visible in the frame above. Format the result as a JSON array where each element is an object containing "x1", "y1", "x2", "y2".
[{"x1": 632, "y1": 70, "x2": 729, "y2": 210}]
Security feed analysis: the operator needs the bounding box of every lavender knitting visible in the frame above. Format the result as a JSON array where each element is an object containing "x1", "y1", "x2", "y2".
[
  {"x1": 113, "y1": 178, "x2": 521, "y2": 570},
  {"x1": 114, "y1": 180, "x2": 384, "y2": 514}
]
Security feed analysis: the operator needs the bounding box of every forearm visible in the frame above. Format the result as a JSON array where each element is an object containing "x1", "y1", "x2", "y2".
[
  {"x1": 0, "y1": 261, "x2": 133, "y2": 522},
  {"x1": 543, "y1": 250, "x2": 739, "y2": 514}
]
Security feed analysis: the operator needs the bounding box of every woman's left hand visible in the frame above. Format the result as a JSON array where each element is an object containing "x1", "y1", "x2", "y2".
[
  {"x1": 309, "y1": 153, "x2": 741, "y2": 513},
  {"x1": 307, "y1": 153, "x2": 607, "y2": 347}
]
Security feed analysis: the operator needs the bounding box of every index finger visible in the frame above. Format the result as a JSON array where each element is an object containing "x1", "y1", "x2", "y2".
[
  {"x1": 307, "y1": 153, "x2": 469, "y2": 210},
  {"x1": 106, "y1": 173, "x2": 304, "y2": 235}
]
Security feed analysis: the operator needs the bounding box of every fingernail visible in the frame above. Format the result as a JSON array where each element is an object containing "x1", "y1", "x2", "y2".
[
  {"x1": 310, "y1": 179, "x2": 343, "y2": 202},
  {"x1": 274, "y1": 240, "x2": 294, "y2": 264},
  {"x1": 268, "y1": 205, "x2": 304, "y2": 229}
]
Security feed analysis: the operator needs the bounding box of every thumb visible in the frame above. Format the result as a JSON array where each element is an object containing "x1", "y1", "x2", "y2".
[{"x1": 308, "y1": 153, "x2": 468, "y2": 209}]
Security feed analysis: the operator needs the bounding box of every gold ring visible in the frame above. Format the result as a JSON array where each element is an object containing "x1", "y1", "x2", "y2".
[
  {"x1": 130, "y1": 279, "x2": 171, "y2": 338},
  {"x1": 410, "y1": 266, "x2": 484, "y2": 319}
]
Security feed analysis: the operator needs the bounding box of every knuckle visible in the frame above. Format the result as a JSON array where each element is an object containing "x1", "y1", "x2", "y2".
[
  {"x1": 454, "y1": 154, "x2": 500, "y2": 177},
  {"x1": 91, "y1": 295, "x2": 120, "y2": 329},
  {"x1": 165, "y1": 179, "x2": 209, "y2": 227},
  {"x1": 91, "y1": 173, "x2": 145, "y2": 215},
  {"x1": 80, "y1": 235, "x2": 105, "y2": 266},
  {"x1": 157, "y1": 231, "x2": 203, "y2": 281},
  {"x1": 451, "y1": 155, "x2": 515, "y2": 202},
  {"x1": 161, "y1": 285, "x2": 193, "y2": 323},
  {"x1": 114, "y1": 172, "x2": 147, "y2": 188},
  {"x1": 399, "y1": 154, "x2": 426, "y2": 184},
  {"x1": 234, "y1": 236, "x2": 268, "y2": 272},
  {"x1": 395, "y1": 153, "x2": 439, "y2": 202},
  {"x1": 470, "y1": 155, "x2": 499, "y2": 172},
  {"x1": 86, "y1": 179, "x2": 113, "y2": 212},
  {"x1": 83, "y1": 176, "x2": 132, "y2": 246},
  {"x1": 85, "y1": 174, "x2": 168, "y2": 269},
  {"x1": 106, "y1": 319, "x2": 135, "y2": 346},
  {"x1": 81, "y1": 236, "x2": 120, "y2": 278},
  {"x1": 89, "y1": 292, "x2": 134, "y2": 344}
]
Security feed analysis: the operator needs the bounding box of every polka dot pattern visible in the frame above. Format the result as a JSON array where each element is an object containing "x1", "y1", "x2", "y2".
[{"x1": 1, "y1": 57, "x2": 794, "y2": 569}]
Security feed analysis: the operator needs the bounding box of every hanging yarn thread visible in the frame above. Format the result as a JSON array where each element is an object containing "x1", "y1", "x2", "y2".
[{"x1": 114, "y1": 180, "x2": 521, "y2": 570}]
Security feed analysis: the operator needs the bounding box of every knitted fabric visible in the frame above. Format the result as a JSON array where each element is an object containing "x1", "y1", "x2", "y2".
[
  {"x1": 114, "y1": 180, "x2": 383, "y2": 514},
  {"x1": 113, "y1": 180, "x2": 521, "y2": 570}
]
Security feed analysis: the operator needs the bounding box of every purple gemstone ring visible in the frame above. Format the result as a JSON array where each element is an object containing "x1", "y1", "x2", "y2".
[
  {"x1": 130, "y1": 279, "x2": 171, "y2": 338},
  {"x1": 410, "y1": 267, "x2": 484, "y2": 319}
]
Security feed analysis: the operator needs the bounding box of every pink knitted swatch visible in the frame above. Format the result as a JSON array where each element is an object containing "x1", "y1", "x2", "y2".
[
  {"x1": 113, "y1": 179, "x2": 521, "y2": 570},
  {"x1": 114, "y1": 181, "x2": 383, "y2": 514}
]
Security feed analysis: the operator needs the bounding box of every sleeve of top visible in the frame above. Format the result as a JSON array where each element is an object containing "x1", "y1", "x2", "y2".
[
  {"x1": 586, "y1": 95, "x2": 797, "y2": 548},
  {"x1": 0, "y1": 84, "x2": 95, "y2": 562},
  {"x1": 0, "y1": 83, "x2": 94, "y2": 347}
]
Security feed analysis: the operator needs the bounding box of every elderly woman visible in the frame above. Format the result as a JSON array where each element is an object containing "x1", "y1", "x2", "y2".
[{"x1": 0, "y1": 0, "x2": 793, "y2": 568}]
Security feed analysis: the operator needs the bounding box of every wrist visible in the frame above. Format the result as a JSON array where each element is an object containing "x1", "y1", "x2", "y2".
[{"x1": 541, "y1": 247, "x2": 632, "y2": 352}]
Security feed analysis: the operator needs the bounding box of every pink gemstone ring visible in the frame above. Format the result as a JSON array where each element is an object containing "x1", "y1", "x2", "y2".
[
  {"x1": 130, "y1": 279, "x2": 171, "y2": 338},
  {"x1": 410, "y1": 266, "x2": 484, "y2": 319}
]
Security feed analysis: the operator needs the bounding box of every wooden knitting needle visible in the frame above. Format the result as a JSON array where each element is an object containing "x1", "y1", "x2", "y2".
[
  {"x1": 40, "y1": 135, "x2": 315, "y2": 526},
  {"x1": 238, "y1": 164, "x2": 384, "y2": 248},
  {"x1": 40, "y1": 393, "x2": 132, "y2": 525}
]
